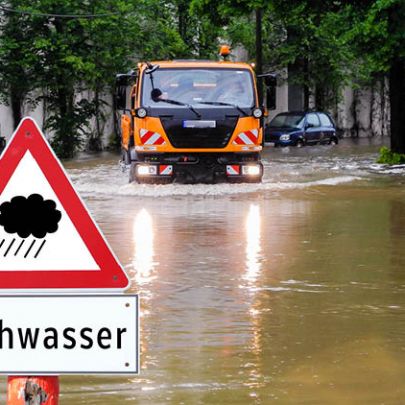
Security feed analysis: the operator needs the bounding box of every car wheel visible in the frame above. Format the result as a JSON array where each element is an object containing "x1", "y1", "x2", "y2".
[
  {"x1": 329, "y1": 136, "x2": 338, "y2": 145},
  {"x1": 296, "y1": 139, "x2": 305, "y2": 148}
]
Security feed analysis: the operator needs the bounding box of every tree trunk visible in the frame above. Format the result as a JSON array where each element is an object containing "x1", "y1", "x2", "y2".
[
  {"x1": 255, "y1": 8, "x2": 263, "y2": 105},
  {"x1": 315, "y1": 86, "x2": 324, "y2": 112},
  {"x1": 178, "y1": 2, "x2": 188, "y2": 43},
  {"x1": 351, "y1": 89, "x2": 359, "y2": 138},
  {"x1": 55, "y1": 85, "x2": 76, "y2": 158},
  {"x1": 389, "y1": 57, "x2": 405, "y2": 153},
  {"x1": 89, "y1": 87, "x2": 103, "y2": 152},
  {"x1": 303, "y1": 57, "x2": 310, "y2": 110},
  {"x1": 10, "y1": 86, "x2": 22, "y2": 129}
]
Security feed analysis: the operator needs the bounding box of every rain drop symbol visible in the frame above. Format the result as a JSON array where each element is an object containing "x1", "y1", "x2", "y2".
[{"x1": 0, "y1": 194, "x2": 62, "y2": 259}]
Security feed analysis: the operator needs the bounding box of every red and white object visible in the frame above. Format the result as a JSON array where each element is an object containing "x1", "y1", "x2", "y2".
[
  {"x1": 226, "y1": 165, "x2": 240, "y2": 176},
  {"x1": 0, "y1": 117, "x2": 129, "y2": 291},
  {"x1": 139, "y1": 129, "x2": 166, "y2": 145},
  {"x1": 8, "y1": 376, "x2": 59, "y2": 404},
  {"x1": 233, "y1": 129, "x2": 259, "y2": 145},
  {"x1": 159, "y1": 165, "x2": 173, "y2": 175}
]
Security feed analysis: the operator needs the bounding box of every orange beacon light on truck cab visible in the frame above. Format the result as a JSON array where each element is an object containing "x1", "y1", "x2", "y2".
[{"x1": 219, "y1": 45, "x2": 231, "y2": 59}]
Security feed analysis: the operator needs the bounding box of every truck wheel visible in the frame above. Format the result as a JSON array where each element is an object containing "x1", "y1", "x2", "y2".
[
  {"x1": 129, "y1": 162, "x2": 137, "y2": 183},
  {"x1": 122, "y1": 149, "x2": 130, "y2": 165}
]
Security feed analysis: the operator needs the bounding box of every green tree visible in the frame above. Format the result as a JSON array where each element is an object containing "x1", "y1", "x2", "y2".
[
  {"x1": 77, "y1": 1, "x2": 142, "y2": 151},
  {"x1": 192, "y1": 0, "x2": 356, "y2": 109},
  {"x1": 32, "y1": 0, "x2": 100, "y2": 158},
  {"x1": 185, "y1": 0, "x2": 226, "y2": 58},
  {"x1": 0, "y1": 0, "x2": 188, "y2": 157},
  {"x1": 349, "y1": 0, "x2": 405, "y2": 153},
  {"x1": 134, "y1": 0, "x2": 187, "y2": 61},
  {"x1": 0, "y1": 1, "x2": 42, "y2": 128}
]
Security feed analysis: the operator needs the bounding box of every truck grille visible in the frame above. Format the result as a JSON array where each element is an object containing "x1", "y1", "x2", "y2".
[{"x1": 161, "y1": 118, "x2": 237, "y2": 149}]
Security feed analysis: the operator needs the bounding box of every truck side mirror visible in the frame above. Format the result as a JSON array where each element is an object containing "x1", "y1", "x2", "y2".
[
  {"x1": 115, "y1": 71, "x2": 137, "y2": 110},
  {"x1": 115, "y1": 74, "x2": 128, "y2": 110}
]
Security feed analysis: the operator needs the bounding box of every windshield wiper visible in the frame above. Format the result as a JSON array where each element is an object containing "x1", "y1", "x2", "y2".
[
  {"x1": 197, "y1": 101, "x2": 248, "y2": 116},
  {"x1": 156, "y1": 98, "x2": 201, "y2": 118}
]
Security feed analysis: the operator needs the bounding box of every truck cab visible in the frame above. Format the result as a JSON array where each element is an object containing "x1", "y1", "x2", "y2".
[{"x1": 116, "y1": 57, "x2": 275, "y2": 184}]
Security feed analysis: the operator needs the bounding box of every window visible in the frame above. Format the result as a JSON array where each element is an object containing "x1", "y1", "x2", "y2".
[
  {"x1": 142, "y1": 68, "x2": 255, "y2": 108},
  {"x1": 270, "y1": 113, "x2": 304, "y2": 128},
  {"x1": 306, "y1": 113, "x2": 320, "y2": 127},
  {"x1": 318, "y1": 113, "x2": 333, "y2": 127}
]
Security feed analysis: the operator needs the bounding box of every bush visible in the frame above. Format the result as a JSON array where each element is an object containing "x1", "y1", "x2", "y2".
[{"x1": 377, "y1": 147, "x2": 405, "y2": 165}]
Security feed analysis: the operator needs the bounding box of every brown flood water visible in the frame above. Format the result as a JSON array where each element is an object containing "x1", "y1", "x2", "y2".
[{"x1": 1, "y1": 139, "x2": 405, "y2": 404}]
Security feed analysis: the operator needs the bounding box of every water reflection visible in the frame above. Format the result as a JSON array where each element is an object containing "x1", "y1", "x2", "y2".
[
  {"x1": 132, "y1": 209, "x2": 156, "y2": 285},
  {"x1": 244, "y1": 204, "x2": 262, "y2": 283},
  {"x1": 390, "y1": 200, "x2": 405, "y2": 269},
  {"x1": 240, "y1": 204, "x2": 266, "y2": 397},
  {"x1": 132, "y1": 209, "x2": 156, "y2": 374}
]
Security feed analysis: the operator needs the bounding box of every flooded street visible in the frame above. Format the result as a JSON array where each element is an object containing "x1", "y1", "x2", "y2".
[{"x1": 2, "y1": 139, "x2": 405, "y2": 403}]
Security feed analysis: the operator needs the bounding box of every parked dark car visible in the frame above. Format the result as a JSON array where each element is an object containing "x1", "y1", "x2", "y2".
[{"x1": 265, "y1": 111, "x2": 338, "y2": 147}]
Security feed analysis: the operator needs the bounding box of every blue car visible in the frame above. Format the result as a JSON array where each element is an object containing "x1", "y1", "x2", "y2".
[{"x1": 265, "y1": 111, "x2": 338, "y2": 147}]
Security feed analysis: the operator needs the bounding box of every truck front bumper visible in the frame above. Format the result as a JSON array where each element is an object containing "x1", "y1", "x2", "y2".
[{"x1": 130, "y1": 161, "x2": 263, "y2": 184}]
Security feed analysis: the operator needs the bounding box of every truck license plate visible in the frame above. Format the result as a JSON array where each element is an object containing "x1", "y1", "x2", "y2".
[{"x1": 183, "y1": 120, "x2": 216, "y2": 128}]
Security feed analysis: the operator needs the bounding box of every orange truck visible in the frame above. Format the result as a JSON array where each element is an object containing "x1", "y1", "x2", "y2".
[{"x1": 116, "y1": 48, "x2": 276, "y2": 184}]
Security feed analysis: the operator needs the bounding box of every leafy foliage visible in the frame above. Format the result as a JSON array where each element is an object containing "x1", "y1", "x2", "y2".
[
  {"x1": 0, "y1": 0, "x2": 43, "y2": 125},
  {"x1": 0, "y1": 0, "x2": 404, "y2": 156},
  {"x1": 0, "y1": 0, "x2": 193, "y2": 157},
  {"x1": 377, "y1": 146, "x2": 405, "y2": 164}
]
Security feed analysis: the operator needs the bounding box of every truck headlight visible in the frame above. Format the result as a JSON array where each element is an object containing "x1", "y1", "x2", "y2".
[
  {"x1": 280, "y1": 134, "x2": 290, "y2": 141},
  {"x1": 242, "y1": 165, "x2": 261, "y2": 176},
  {"x1": 137, "y1": 165, "x2": 157, "y2": 176}
]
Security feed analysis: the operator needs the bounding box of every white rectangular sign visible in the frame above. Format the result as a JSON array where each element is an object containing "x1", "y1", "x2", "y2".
[{"x1": 0, "y1": 295, "x2": 139, "y2": 375}]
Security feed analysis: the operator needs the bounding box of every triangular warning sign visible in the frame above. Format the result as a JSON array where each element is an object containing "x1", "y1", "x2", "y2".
[{"x1": 0, "y1": 117, "x2": 129, "y2": 291}]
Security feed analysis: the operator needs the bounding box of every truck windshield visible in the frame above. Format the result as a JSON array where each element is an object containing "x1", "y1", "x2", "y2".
[
  {"x1": 269, "y1": 114, "x2": 305, "y2": 128},
  {"x1": 142, "y1": 68, "x2": 255, "y2": 108}
]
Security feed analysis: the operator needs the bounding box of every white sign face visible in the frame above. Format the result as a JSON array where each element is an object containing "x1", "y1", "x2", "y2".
[
  {"x1": 0, "y1": 295, "x2": 139, "y2": 375},
  {"x1": 0, "y1": 151, "x2": 99, "y2": 271}
]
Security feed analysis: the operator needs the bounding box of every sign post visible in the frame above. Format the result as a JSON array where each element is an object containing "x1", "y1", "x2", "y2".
[{"x1": 0, "y1": 118, "x2": 136, "y2": 403}]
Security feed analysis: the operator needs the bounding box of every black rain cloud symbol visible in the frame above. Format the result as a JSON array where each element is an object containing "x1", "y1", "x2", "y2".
[{"x1": 0, "y1": 194, "x2": 62, "y2": 258}]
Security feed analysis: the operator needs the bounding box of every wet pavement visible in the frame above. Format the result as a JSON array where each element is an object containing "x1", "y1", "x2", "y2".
[{"x1": 2, "y1": 138, "x2": 405, "y2": 404}]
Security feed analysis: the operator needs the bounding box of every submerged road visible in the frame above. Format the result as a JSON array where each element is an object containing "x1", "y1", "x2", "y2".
[{"x1": 2, "y1": 138, "x2": 405, "y2": 404}]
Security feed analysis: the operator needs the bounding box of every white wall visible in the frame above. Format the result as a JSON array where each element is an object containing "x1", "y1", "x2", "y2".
[
  {"x1": 0, "y1": 91, "x2": 116, "y2": 149},
  {"x1": 0, "y1": 75, "x2": 389, "y2": 145},
  {"x1": 0, "y1": 104, "x2": 15, "y2": 140}
]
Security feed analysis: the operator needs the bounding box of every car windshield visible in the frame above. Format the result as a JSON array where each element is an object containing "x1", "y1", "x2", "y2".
[
  {"x1": 270, "y1": 114, "x2": 304, "y2": 128},
  {"x1": 142, "y1": 68, "x2": 255, "y2": 108}
]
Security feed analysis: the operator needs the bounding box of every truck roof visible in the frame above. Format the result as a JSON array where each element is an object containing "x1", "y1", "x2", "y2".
[{"x1": 142, "y1": 60, "x2": 254, "y2": 70}]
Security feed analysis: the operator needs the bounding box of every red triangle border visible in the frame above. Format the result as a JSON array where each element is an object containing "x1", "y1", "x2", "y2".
[{"x1": 0, "y1": 118, "x2": 130, "y2": 290}]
